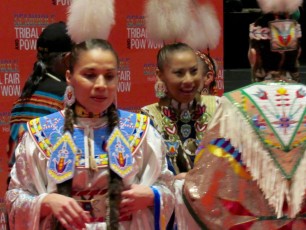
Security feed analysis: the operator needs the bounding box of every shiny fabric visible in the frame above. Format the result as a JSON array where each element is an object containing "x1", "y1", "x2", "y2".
[
  {"x1": 184, "y1": 82, "x2": 306, "y2": 229},
  {"x1": 6, "y1": 111, "x2": 175, "y2": 230},
  {"x1": 142, "y1": 95, "x2": 219, "y2": 230}
]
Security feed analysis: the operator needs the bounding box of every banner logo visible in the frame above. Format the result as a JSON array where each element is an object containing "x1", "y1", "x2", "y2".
[
  {"x1": 117, "y1": 58, "x2": 131, "y2": 93},
  {"x1": 14, "y1": 14, "x2": 55, "y2": 50},
  {"x1": 52, "y1": 0, "x2": 72, "y2": 5},
  {"x1": 126, "y1": 15, "x2": 163, "y2": 50},
  {"x1": 0, "y1": 60, "x2": 20, "y2": 97},
  {"x1": 143, "y1": 63, "x2": 157, "y2": 82}
]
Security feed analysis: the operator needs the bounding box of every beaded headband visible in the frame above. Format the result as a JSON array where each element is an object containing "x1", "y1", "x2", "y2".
[{"x1": 195, "y1": 51, "x2": 216, "y2": 77}]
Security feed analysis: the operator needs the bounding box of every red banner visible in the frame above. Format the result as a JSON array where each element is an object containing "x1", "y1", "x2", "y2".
[{"x1": 0, "y1": 1, "x2": 223, "y2": 228}]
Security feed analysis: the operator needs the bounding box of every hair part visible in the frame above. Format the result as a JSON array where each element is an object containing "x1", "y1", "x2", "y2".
[
  {"x1": 68, "y1": 39, "x2": 119, "y2": 73},
  {"x1": 157, "y1": 42, "x2": 195, "y2": 72}
]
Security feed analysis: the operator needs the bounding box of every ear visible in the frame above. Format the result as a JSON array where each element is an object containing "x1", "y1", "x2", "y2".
[
  {"x1": 66, "y1": 70, "x2": 72, "y2": 84},
  {"x1": 156, "y1": 68, "x2": 163, "y2": 81},
  {"x1": 204, "y1": 72, "x2": 214, "y2": 86},
  {"x1": 248, "y1": 48, "x2": 257, "y2": 67}
]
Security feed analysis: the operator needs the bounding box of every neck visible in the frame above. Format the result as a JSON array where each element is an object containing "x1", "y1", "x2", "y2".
[
  {"x1": 74, "y1": 104, "x2": 106, "y2": 118},
  {"x1": 170, "y1": 99, "x2": 193, "y2": 111}
]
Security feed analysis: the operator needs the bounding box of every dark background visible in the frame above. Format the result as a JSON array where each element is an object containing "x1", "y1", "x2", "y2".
[{"x1": 223, "y1": 0, "x2": 306, "y2": 92}]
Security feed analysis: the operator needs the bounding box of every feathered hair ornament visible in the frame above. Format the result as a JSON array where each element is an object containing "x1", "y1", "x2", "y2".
[
  {"x1": 67, "y1": 0, "x2": 115, "y2": 44},
  {"x1": 257, "y1": 0, "x2": 302, "y2": 14},
  {"x1": 183, "y1": 2, "x2": 221, "y2": 50},
  {"x1": 144, "y1": 0, "x2": 192, "y2": 42},
  {"x1": 144, "y1": 0, "x2": 221, "y2": 51}
]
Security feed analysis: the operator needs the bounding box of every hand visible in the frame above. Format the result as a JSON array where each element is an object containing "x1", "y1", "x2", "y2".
[
  {"x1": 41, "y1": 193, "x2": 91, "y2": 229},
  {"x1": 175, "y1": 173, "x2": 187, "y2": 180},
  {"x1": 120, "y1": 184, "x2": 154, "y2": 218}
]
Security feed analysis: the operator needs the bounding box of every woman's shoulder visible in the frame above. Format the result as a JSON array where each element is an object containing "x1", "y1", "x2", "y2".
[
  {"x1": 140, "y1": 103, "x2": 160, "y2": 114},
  {"x1": 200, "y1": 95, "x2": 220, "y2": 113}
]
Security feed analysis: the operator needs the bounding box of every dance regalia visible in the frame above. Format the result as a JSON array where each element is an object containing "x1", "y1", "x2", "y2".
[
  {"x1": 184, "y1": 82, "x2": 306, "y2": 229},
  {"x1": 141, "y1": 94, "x2": 219, "y2": 230},
  {"x1": 141, "y1": 94, "x2": 219, "y2": 175},
  {"x1": 6, "y1": 110, "x2": 174, "y2": 230}
]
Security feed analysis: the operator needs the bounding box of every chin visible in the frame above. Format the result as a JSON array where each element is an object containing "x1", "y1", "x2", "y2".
[{"x1": 177, "y1": 98, "x2": 194, "y2": 104}]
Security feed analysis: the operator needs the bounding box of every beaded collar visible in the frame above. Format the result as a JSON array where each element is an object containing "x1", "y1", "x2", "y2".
[
  {"x1": 159, "y1": 93, "x2": 208, "y2": 172},
  {"x1": 74, "y1": 104, "x2": 106, "y2": 118}
]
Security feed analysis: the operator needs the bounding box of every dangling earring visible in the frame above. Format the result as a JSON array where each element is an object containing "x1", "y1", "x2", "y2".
[
  {"x1": 154, "y1": 81, "x2": 167, "y2": 98},
  {"x1": 64, "y1": 85, "x2": 75, "y2": 107},
  {"x1": 201, "y1": 87, "x2": 209, "y2": 95}
]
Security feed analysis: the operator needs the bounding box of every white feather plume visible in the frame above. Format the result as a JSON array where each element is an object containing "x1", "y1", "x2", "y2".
[
  {"x1": 183, "y1": 4, "x2": 221, "y2": 50},
  {"x1": 144, "y1": 0, "x2": 192, "y2": 42},
  {"x1": 67, "y1": 0, "x2": 115, "y2": 44},
  {"x1": 257, "y1": 0, "x2": 302, "y2": 14}
]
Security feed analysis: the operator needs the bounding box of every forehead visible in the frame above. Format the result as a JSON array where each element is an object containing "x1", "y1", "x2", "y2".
[
  {"x1": 165, "y1": 50, "x2": 197, "y2": 68},
  {"x1": 76, "y1": 48, "x2": 117, "y2": 66}
]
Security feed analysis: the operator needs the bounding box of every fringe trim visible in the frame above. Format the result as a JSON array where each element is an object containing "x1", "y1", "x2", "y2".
[
  {"x1": 220, "y1": 98, "x2": 306, "y2": 218},
  {"x1": 290, "y1": 147, "x2": 306, "y2": 217}
]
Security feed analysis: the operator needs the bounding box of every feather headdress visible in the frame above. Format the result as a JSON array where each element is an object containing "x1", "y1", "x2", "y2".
[
  {"x1": 183, "y1": 3, "x2": 221, "y2": 50},
  {"x1": 257, "y1": 0, "x2": 302, "y2": 14},
  {"x1": 144, "y1": 0, "x2": 221, "y2": 51},
  {"x1": 144, "y1": 0, "x2": 192, "y2": 42},
  {"x1": 67, "y1": 0, "x2": 115, "y2": 44}
]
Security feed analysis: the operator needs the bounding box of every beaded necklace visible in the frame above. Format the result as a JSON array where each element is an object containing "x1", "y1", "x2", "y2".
[
  {"x1": 75, "y1": 103, "x2": 106, "y2": 118},
  {"x1": 159, "y1": 93, "x2": 209, "y2": 173}
]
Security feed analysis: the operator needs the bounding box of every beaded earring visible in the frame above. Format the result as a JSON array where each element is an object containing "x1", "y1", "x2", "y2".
[
  {"x1": 154, "y1": 80, "x2": 167, "y2": 98},
  {"x1": 64, "y1": 85, "x2": 75, "y2": 107}
]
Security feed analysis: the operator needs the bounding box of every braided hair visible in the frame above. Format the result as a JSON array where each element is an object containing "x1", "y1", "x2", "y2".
[
  {"x1": 60, "y1": 39, "x2": 122, "y2": 230},
  {"x1": 20, "y1": 51, "x2": 67, "y2": 102}
]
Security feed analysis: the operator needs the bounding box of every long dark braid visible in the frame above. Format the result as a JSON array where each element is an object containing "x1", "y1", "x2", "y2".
[
  {"x1": 53, "y1": 104, "x2": 75, "y2": 230},
  {"x1": 106, "y1": 103, "x2": 123, "y2": 230},
  {"x1": 20, "y1": 56, "x2": 46, "y2": 102},
  {"x1": 58, "y1": 39, "x2": 122, "y2": 229},
  {"x1": 20, "y1": 52, "x2": 66, "y2": 102}
]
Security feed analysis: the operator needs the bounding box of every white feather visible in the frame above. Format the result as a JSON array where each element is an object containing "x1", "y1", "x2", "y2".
[
  {"x1": 183, "y1": 16, "x2": 209, "y2": 50},
  {"x1": 67, "y1": 0, "x2": 115, "y2": 44},
  {"x1": 283, "y1": 0, "x2": 303, "y2": 14},
  {"x1": 144, "y1": 0, "x2": 192, "y2": 42},
  {"x1": 257, "y1": 0, "x2": 302, "y2": 13},
  {"x1": 183, "y1": 4, "x2": 221, "y2": 50}
]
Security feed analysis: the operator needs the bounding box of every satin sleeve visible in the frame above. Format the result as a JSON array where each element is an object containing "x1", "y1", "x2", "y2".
[
  {"x1": 130, "y1": 124, "x2": 175, "y2": 229},
  {"x1": 5, "y1": 132, "x2": 51, "y2": 230}
]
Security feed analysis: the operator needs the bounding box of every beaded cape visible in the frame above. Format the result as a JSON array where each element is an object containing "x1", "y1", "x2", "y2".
[
  {"x1": 27, "y1": 110, "x2": 149, "y2": 171},
  {"x1": 183, "y1": 82, "x2": 306, "y2": 229}
]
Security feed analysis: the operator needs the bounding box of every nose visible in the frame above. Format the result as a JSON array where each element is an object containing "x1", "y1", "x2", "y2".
[
  {"x1": 182, "y1": 72, "x2": 194, "y2": 85},
  {"x1": 94, "y1": 74, "x2": 107, "y2": 89}
]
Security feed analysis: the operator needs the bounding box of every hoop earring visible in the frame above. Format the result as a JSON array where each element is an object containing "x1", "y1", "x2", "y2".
[
  {"x1": 154, "y1": 81, "x2": 167, "y2": 98},
  {"x1": 64, "y1": 85, "x2": 75, "y2": 107}
]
